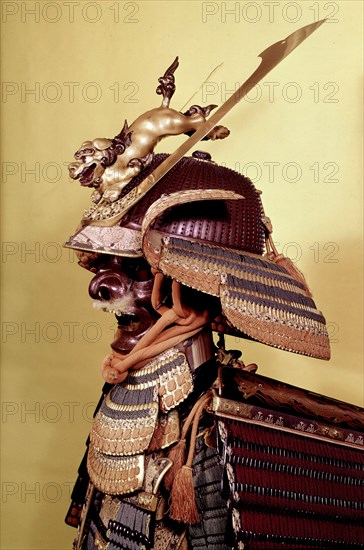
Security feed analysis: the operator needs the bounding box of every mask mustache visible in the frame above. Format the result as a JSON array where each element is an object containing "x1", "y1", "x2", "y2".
[{"x1": 92, "y1": 293, "x2": 134, "y2": 315}]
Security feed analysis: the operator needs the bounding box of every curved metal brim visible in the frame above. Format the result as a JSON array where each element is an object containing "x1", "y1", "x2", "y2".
[{"x1": 64, "y1": 224, "x2": 143, "y2": 257}]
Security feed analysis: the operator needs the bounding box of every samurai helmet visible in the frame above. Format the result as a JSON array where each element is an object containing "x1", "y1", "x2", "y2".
[{"x1": 65, "y1": 59, "x2": 330, "y2": 361}]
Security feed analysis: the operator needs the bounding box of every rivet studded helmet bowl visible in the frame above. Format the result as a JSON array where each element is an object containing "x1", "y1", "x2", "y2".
[{"x1": 65, "y1": 153, "x2": 330, "y2": 360}]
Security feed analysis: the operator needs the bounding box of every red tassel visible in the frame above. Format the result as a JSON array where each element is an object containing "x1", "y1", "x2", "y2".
[
  {"x1": 169, "y1": 465, "x2": 200, "y2": 524},
  {"x1": 167, "y1": 392, "x2": 212, "y2": 523},
  {"x1": 273, "y1": 254, "x2": 313, "y2": 297},
  {"x1": 164, "y1": 438, "x2": 186, "y2": 491}
]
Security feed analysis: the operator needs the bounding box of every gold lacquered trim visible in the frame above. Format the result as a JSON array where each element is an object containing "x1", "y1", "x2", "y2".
[
  {"x1": 63, "y1": 241, "x2": 143, "y2": 258},
  {"x1": 141, "y1": 189, "x2": 243, "y2": 242},
  {"x1": 104, "y1": 395, "x2": 158, "y2": 412},
  {"x1": 211, "y1": 396, "x2": 364, "y2": 451},
  {"x1": 126, "y1": 348, "x2": 184, "y2": 378}
]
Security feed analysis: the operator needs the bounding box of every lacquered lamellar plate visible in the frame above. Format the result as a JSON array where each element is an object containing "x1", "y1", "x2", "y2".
[
  {"x1": 87, "y1": 447, "x2": 144, "y2": 495},
  {"x1": 91, "y1": 400, "x2": 159, "y2": 456}
]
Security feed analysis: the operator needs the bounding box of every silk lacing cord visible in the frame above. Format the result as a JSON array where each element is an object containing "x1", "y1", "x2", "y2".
[{"x1": 101, "y1": 270, "x2": 210, "y2": 384}]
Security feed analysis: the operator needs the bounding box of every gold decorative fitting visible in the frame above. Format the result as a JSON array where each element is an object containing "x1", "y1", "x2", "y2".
[
  {"x1": 67, "y1": 57, "x2": 230, "y2": 227},
  {"x1": 94, "y1": 530, "x2": 108, "y2": 550},
  {"x1": 67, "y1": 21, "x2": 326, "y2": 227},
  {"x1": 135, "y1": 492, "x2": 159, "y2": 512},
  {"x1": 99, "y1": 495, "x2": 121, "y2": 528}
]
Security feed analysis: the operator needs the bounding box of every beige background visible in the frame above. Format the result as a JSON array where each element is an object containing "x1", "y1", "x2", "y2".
[{"x1": 1, "y1": 1, "x2": 363, "y2": 548}]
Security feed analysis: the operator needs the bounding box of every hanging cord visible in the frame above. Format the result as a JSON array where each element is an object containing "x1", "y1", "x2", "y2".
[
  {"x1": 164, "y1": 391, "x2": 212, "y2": 491},
  {"x1": 168, "y1": 392, "x2": 213, "y2": 524},
  {"x1": 263, "y1": 216, "x2": 312, "y2": 297}
]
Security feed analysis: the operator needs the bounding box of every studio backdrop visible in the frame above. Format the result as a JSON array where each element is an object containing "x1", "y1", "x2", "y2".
[{"x1": 1, "y1": 1, "x2": 363, "y2": 548}]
